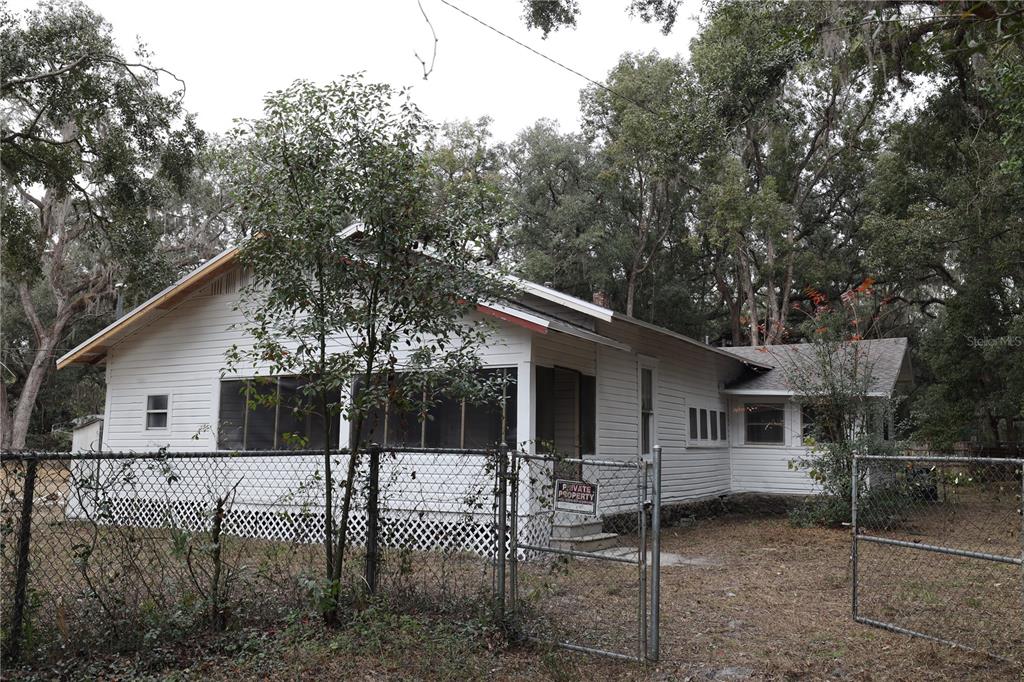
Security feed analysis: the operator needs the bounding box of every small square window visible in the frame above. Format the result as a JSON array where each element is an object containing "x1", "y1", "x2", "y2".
[
  {"x1": 745, "y1": 403, "x2": 785, "y2": 444},
  {"x1": 146, "y1": 394, "x2": 169, "y2": 430}
]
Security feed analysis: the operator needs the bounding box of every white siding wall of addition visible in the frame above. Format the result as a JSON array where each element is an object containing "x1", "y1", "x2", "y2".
[
  {"x1": 728, "y1": 397, "x2": 817, "y2": 494},
  {"x1": 101, "y1": 266, "x2": 533, "y2": 454},
  {"x1": 595, "y1": 321, "x2": 745, "y2": 506}
]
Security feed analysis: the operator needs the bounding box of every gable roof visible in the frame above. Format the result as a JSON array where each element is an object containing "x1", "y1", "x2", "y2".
[
  {"x1": 56, "y1": 245, "x2": 243, "y2": 368},
  {"x1": 57, "y1": 242, "x2": 770, "y2": 371},
  {"x1": 721, "y1": 338, "x2": 911, "y2": 396}
]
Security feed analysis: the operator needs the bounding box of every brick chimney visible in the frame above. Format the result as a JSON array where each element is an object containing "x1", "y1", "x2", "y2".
[{"x1": 592, "y1": 290, "x2": 610, "y2": 308}]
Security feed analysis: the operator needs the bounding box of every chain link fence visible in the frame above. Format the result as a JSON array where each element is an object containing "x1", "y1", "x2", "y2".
[
  {"x1": 852, "y1": 454, "x2": 1024, "y2": 663},
  {"x1": 508, "y1": 450, "x2": 660, "y2": 662},
  {"x1": 0, "y1": 447, "x2": 502, "y2": 666}
]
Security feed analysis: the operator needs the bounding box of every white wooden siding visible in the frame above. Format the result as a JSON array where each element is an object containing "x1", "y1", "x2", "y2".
[
  {"x1": 728, "y1": 398, "x2": 817, "y2": 494},
  {"x1": 99, "y1": 263, "x2": 823, "y2": 508},
  {"x1": 594, "y1": 323, "x2": 741, "y2": 505},
  {"x1": 102, "y1": 266, "x2": 532, "y2": 453}
]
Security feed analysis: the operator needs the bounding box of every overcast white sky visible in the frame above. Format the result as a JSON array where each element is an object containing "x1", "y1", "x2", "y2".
[{"x1": 13, "y1": 0, "x2": 703, "y2": 140}]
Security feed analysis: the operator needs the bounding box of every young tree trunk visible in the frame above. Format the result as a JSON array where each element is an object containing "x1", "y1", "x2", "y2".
[{"x1": 625, "y1": 270, "x2": 638, "y2": 317}]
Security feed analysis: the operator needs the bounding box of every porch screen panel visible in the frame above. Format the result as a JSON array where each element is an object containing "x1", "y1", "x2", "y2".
[
  {"x1": 217, "y1": 380, "x2": 246, "y2": 450},
  {"x1": 464, "y1": 368, "x2": 517, "y2": 449},
  {"x1": 218, "y1": 377, "x2": 340, "y2": 451},
  {"x1": 423, "y1": 394, "x2": 462, "y2": 448},
  {"x1": 244, "y1": 380, "x2": 277, "y2": 450},
  {"x1": 276, "y1": 376, "x2": 336, "y2": 450}
]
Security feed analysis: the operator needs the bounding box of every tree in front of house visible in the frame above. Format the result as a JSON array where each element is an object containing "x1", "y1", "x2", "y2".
[
  {"x1": 782, "y1": 282, "x2": 901, "y2": 526},
  {"x1": 224, "y1": 76, "x2": 512, "y2": 622}
]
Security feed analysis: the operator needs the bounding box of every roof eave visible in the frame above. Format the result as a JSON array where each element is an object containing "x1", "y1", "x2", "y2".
[
  {"x1": 56, "y1": 245, "x2": 242, "y2": 369},
  {"x1": 610, "y1": 313, "x2": 774, "y2": 370}
]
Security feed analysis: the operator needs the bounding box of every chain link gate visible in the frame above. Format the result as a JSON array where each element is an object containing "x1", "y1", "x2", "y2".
[
  {"x1": 852, "y1": 454, "x2": 1024, "y2": 664},
  {"x1": 501, "y1": 445, "x2": 661, "y2": 662}
]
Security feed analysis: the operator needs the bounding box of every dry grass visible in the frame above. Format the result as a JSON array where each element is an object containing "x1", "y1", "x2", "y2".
[{"x1": 648, "y1": 515, "x2": 1021, "y2": 680}]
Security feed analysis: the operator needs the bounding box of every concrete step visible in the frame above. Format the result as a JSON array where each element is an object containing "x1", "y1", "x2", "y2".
[
  {"x1": 550, "y1": 532, "x2": 620, "y2": 553},
  {"x1": 551, "y1": 520, "x2": 604, "y2": 539}
]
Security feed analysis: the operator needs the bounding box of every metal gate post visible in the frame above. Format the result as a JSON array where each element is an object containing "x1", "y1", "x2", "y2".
[
  {"x1": 851, "y1": 455, "x2": 859, "y2": 619},
  {"x1": 637, "y1": 451, "x2": 648, "y2": 661},
  {"x1": 508, "y1": 449, "x2": 519, "y2": 617},
  {"x1": 648, "y1": 444, "x2": 662, "y2": 662},
  {"x1": 496, "y1": 443, "x2": 508, "y2": 622}
]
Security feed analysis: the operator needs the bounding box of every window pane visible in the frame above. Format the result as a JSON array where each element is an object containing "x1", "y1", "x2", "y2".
[
  {"x1": 689, "y1": 408, "x2": 698, "y2": 440},
  {"x1": 147, "y1": 395, "x2": 168, "y2": 411},
  {"x1": 423, "y1": 394, "x2": 463, "y2": 448},
  {"x1": 699, "y1": 409, "x2": 708, "y2": 440},
  {"x1": 801, "y1": 406, "x2": 816, "y2": 438},
  {"x1": 217, "y1": 381, "x2": 246, "y2": 449},
  {"x1": 277, "y1": 376, "x2": 334, "y2": 450},
  {"x1": 710, "y1": 409, "x2": 718, "y2": 440},
  {"x1": 719, "y1": 412, "x2": 727, "y2": 441},
  {"x1": 642, "y1": 413, "x2": 651, "y2": 454},
  {"x1": 464, "y1": 368, "x2": 517, "y2": 449},
  {"x1": 388, "y1": 394, "x2": 425, "y2": 448},
  {"x1": 579, "y1": 374, "x2": 596, "y2": 455},
  {"x1": 745, "y1": 404, "x2": 785, "y2": 444},
  {"x1": 245, "y1": 379, "x2": 277, "y2": 450},
  {"x1": 352, "y1": 376, "x2": 387, "y2": 447},
  {"x1": 146, "y1": 411, "x2": 167, "y2": 429},
  {"x1": 640, "y1": 368, "x2": 653, "y2": 412}
]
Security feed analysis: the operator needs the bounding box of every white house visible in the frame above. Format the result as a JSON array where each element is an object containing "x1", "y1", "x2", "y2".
[{"x1": 56, "y1": 245, "x2": 911, "y2": 547}]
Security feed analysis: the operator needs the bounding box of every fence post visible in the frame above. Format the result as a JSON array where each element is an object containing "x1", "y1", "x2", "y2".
[
  {"x1": 364, "y1": 444, "x2": 381, "y2": 594},
  {"x1": 495, "y1": 443, "x2": 508, "y2": 622},
  {"x1": 648, "y1": 444, "x2": 662, "y2": 662},
  {"x1": 851, "y1": 454, "x2": 859, "y2": 619},
  {"x1": 508, "y1": 449, "x2": 519, "y2": 619},
  {"x1": 7, "y1": 458, "x2": 38, "y2": 663}
]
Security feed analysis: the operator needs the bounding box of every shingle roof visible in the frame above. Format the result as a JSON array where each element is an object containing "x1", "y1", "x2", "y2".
[{"x1": 722, "y1": 338, "x2": 910, "y2": 395}]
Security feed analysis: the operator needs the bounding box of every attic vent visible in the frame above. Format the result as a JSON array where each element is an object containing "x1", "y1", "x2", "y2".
[{"x1": 207, "y1": 269, "x2": 240, "y2": 296}]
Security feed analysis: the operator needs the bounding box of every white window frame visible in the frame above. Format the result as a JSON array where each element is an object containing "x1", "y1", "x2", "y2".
[
  {"x1": 743, "y1": 400, "x2": 787, "y2": 445},
  {"x1": 145, "y1": 394, "x2": 170, "y2": 431}
]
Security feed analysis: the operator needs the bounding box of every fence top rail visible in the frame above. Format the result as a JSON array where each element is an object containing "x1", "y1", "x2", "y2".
[
  {"x1": 0, "y1": 445, "x2": 498, "y2": 463},
  {"x1": 513, "y1": 452, "x2": 643, "y2": 470},
  {"x1": 855, "y1": 454, "x2": 1024, "y2": 465}
]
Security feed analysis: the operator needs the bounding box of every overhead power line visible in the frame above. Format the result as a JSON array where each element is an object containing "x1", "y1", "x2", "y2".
[{"x1": 436, "y1": 0, "x2": 664, "y2": 119}]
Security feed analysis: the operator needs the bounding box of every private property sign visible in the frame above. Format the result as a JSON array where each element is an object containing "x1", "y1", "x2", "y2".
[{"x1": 554, "y1": 479, "x2": 598, "y2": 515}]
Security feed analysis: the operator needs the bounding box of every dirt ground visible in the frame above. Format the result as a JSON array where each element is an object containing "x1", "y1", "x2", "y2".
[{"x1": 647, "y1": 515, "x2": 1020, "y2": 680}]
